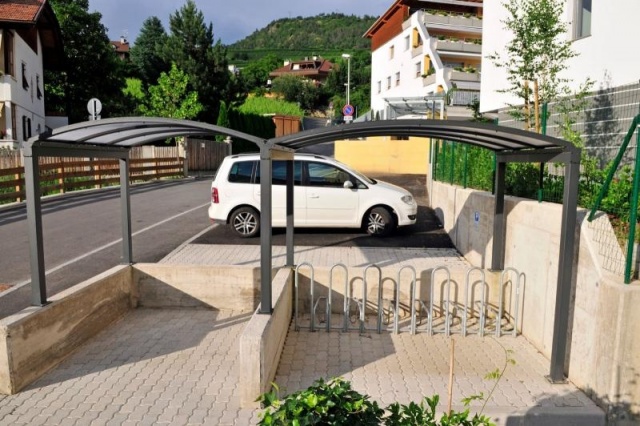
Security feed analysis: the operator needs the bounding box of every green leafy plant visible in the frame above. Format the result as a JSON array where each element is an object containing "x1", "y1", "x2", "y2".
[
  {"x1": 385, "y1": 394, "x2": 494, "y2": 426},
  {"x1": 257, "y1": 378, "x2": 384, "y2": 425}
]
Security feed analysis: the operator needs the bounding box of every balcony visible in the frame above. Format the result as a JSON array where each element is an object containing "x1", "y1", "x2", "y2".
[
  {"x1": 422, "y1": 74, "x2": 437, "y2": 87},
  {"x1": 448, "y1": 68, "x2": 481, "y2": 83},
  {"x1": 421, "y1": 12, "x2": 482, "y2": 32},
  {"x1": 435, "y1": 40, "x2": 482, "y2": 55}
]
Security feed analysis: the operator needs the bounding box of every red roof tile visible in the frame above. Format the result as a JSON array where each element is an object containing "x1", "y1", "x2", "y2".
[{"x1": 0, "y1": 0, "x2": 45, "y2": 24}]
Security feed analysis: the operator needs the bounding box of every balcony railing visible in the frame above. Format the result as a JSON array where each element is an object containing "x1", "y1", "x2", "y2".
[
  {"x1": 449, "y1": 90, "x2": 479, "y2": 107},
  {"x1": 435, "y1": 40, "x2": 482, "y2": 54},
  {"x1": 421, "y1": 12, "x2": 482, "y2": 31},
  {"x1": 448, "y1": 69, "x2": 481, "y2": 83}
]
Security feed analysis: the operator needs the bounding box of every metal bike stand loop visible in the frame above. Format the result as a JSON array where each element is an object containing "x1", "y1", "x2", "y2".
[
  {"x1": 294, "y1": 262, "x2": 314, "y2": 332},
  {"x1": 395, "y1": 265, "x2": 417, "y2": 335},
  {"x1": 329, "y1": 263, "x2": 349, "y2": 333},
  {"x1": 496, "y1": 267, "x2": 521, "y2": 337},
  {"x1": 429, "y1": 266, "x2": 452, "y2": 336},
  {"x1": 360, "y1": 264, "x2": 383, "y2": 334},
  {"x1": 464, "y1": 267, "x2": 486, "y2": 337}
]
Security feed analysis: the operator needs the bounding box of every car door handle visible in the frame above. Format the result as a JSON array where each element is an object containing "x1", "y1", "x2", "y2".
[{"x1": 309, "y1": 193, "x2": 319, "y2": 198}]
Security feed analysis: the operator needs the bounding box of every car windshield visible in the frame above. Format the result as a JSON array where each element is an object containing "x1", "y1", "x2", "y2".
[{"x1": 330, "y1": 158, "x2": 376, "y2": 185}]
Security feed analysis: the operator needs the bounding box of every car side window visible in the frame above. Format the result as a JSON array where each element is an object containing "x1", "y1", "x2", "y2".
[
  {"x1": 256, "y1": 160, "x2": 302, "y2": 185},
  {"x1": 306, "y1": 162, "x2": 351, "y2": 187},
  {"x1": 227, "y1": 161, "x2": 255, "y2": 183}
]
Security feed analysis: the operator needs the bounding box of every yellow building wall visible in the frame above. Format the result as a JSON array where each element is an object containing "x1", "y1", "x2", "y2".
[{"x1": 335, "y1": 136, "x2": 430, "y2": 175}]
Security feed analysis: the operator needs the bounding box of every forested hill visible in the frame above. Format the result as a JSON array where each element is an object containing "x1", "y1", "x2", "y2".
[{"x1": 228, "y1": 13, "x2": 376, "y2": 51}]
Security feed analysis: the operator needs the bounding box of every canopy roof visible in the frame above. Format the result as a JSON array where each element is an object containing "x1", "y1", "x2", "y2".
[{"x1": 29, "y1": 117, "x2": 576, "y2": 157}]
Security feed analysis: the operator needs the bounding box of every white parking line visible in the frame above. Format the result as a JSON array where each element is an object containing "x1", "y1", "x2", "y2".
[{"x1": 12, "y1": 203, "x2": 212, "y2": 289}]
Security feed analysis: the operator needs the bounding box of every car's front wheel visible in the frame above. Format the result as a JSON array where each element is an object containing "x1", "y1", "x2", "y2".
[
  {"x1": 366, "y1": 207, "x2": 396, "y2": 237},
  {"x1": 230, "y1": 207, "x2": 260, "y2": 238}
]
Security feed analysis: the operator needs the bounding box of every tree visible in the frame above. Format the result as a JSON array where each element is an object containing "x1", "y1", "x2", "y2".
[
  {"x1": 323, "y1": 51, "x2": 371, "y2": 118},
  {"x1": 488, "y1": 0, "x2": 577, "y2": 133},
  {"x1": 215, "y1": 101, "x2": 230, "y2": 141},
  {"x1": 161, "y1": 0, "x2": 231, "y2": 122},
  {"x1": 271, "y1": 75, "x2": 319, "y2": 112},
  {"x1": 240, "y1": 54, "x2": 282, "y2": 93},
  {"x1": 139, "y1": 63, "x2": 203, "y2": 120},
  {"x1": 46, "y1": 0, "x2": 125, "y2": 122},
  {"x1": 130, "y1": 17, "x2": 169, "y2": 88}
]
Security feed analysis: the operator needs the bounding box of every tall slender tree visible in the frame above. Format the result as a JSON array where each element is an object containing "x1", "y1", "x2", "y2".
[
  {"x1": 46, "y1": 0, "x2": 125, "y2": 122},
  {"x1": 130, "y1": 17, "x2": 169, "y2": 88},
  {"x1": 488, "y1": 0, "x2": 577, "y2": 133},
  {"x1": 161, "y1": 0, "x2": 230, "y2": 122}
]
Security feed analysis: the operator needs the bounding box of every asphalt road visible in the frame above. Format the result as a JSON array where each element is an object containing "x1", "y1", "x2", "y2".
[
  {"x1": 0, "y1": 178, "x2": 213, "y2": 318},
  {"x1": 193, "y1": 174, "x2": 454, "y2": 248},
  {"x1": 0, "y1": 174, "x2": 453, "y2": 318}
]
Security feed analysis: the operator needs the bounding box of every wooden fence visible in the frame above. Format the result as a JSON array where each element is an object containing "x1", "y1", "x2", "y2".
[
  {"x1": 0, "y1": 146, "x2": 184, "y2": 204},
  {"x1": 186, "y1": 137, "x2": 230, "y2": 172}
]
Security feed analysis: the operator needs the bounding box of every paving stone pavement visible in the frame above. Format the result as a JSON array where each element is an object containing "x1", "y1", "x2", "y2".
[
  {"x1": 0, "y1": 244, "x2": 604, "y2": 425},
  {"x1": 0, "y1": 309, "x2": 261, "y2": 426},
  {"x1": 160, "y1": 244, "x2": 470, "y2": 270}
]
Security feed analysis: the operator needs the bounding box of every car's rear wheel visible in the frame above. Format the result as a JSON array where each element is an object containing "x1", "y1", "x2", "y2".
[
  {"x1": 366, "y1": 207, "x2": 396, "y2": 237},
  {"x1": 230, "y1": 207, "x2": 260, "y2": 238}
]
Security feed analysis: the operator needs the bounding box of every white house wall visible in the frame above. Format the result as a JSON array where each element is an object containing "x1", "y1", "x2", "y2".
[
  {"x1": 480, "y1": 0, "x2": 640, "y2": 112},
  {"x1": 1, "y1": 30, "x2": 46, "y2": 146}
]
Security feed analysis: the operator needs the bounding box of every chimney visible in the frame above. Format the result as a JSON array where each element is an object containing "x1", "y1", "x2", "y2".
[{"x1": 120, "y1": 35, "x2": 127, "y2": 44}]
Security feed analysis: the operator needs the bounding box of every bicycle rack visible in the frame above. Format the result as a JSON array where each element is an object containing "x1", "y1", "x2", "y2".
[
  {"x1": 395, "y1": 265, "x2": 417, "y2": 335},
  {"x1": 292, "y1": 263, "x2": 523, "y2": 339},
  {"x1": 496, "y1": 267, "x2": 521, "y2": 337},
  {"x1": 463, "y1": 267, "x2": 486, "y2": 337}
]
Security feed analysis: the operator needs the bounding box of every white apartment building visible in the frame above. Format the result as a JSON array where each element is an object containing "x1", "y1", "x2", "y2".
[
  {"x1": 480, "y1": 0, "x2": 640, "y2": 164},
  {"x1": 365, "y1": 0, "x2": 483, "y2": 120},
  {"x1": 0, "y1": 0, "x2": 63, "y2": 150},
  {"x1": 481, "y1": 0, "x2": 639, "y2": 112}
]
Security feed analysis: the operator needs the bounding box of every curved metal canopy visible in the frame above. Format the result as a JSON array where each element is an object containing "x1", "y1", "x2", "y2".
[
  {"x1": 267, "y1": 119, "x2": 577, "y2": 154},
  {"x1": 27, "y1": 117, "x2": 578, "y2": 158},
  {"x1": 27, "y1": 117, "x2": 266, "y2": 148}
]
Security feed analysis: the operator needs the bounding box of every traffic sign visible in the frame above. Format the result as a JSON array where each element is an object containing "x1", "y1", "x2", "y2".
[
  {"x1": 344, "y1": 116, "x2": 353, "y2": 122},
  {"x1": 342, "y1": 104, "x2": 354, "y2": 116},
  {"x1": 87, "y1": 98, "x2": 102, "y2": 120}
]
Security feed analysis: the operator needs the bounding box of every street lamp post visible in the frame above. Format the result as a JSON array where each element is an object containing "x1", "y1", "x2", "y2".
[{"x1": 341, "y1": 53, "x2": 351, "y2": 107}]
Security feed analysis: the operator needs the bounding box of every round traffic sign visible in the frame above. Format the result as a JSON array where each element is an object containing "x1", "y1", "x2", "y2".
[
  {"x1": 342, "y1": 104, "x2": 354, "y2": 116},
  {"x1": 87, "y1": 98, "x2": 102, "y2": 116}
]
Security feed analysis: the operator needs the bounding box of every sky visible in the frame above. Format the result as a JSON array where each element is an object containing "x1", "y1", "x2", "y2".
[{"x1": 88, "y1": 0, "x2": 391, "y2": 45}]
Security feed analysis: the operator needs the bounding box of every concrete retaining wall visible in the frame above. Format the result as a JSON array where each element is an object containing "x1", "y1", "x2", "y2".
[
  {"x1": 0, "y1": 265, "x2": 134, "y2": 394},
  {"x1": 430, "y1": 180, "x2": 640, "y2": 420},
  {"x1": 0, "y1": 263, "x2": 277, "y2": 395},
  {"x1": 239, "y1": 268, "x2": 293, "y2": 407},
  {"x1": 134, "y1": 264, "x2": 271, "y2": 311}
]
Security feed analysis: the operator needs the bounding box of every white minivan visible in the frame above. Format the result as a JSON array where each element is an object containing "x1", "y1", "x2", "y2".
[{"x1": 208, "y1": 153, "x2": 418, "y2": 237}]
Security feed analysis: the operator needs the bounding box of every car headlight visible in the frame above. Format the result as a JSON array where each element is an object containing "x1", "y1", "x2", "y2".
[{"x1": 401, "y1": 195, "x2": 415, "y2": 205}]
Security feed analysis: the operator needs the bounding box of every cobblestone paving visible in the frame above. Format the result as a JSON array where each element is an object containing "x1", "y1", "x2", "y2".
[
  {"x1": 160, "y1": 244, "x2": 469, "y2": 270},
  {"x1": 275, "y1": 326, "x2": 597, "y2": 419},
  {"x1": 0, "y1": 309, "x2": 261, "y2": 426}
]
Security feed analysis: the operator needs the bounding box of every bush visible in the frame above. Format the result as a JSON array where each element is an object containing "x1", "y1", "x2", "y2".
[
  {"x1": 257, "y1": 378, "x2": 384, "y2": 425},
  {"x1": 258, "y1": 378, "x2": 495, "y2": 426}
]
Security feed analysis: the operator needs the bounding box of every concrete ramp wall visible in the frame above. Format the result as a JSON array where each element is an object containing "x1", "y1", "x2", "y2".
[{"x1": 0, "y1": 265, "x2": 134, "y2": 394}]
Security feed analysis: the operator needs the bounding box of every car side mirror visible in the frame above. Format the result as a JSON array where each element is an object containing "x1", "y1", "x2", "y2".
[{"x1": 343, "y1": 181, "x2": 354, "y2": 189}]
